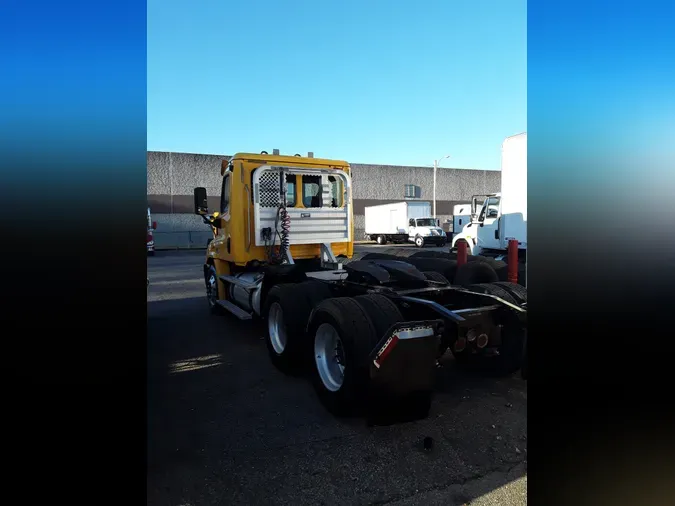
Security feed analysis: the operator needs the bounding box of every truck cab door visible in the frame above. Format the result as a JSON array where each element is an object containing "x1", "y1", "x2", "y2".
[
  {"x1": 476, "y1": 196, "x2": 501, "y2": 251},
  {"x1": 408, "y1": 218, "x2": 417, "y2": 239}
]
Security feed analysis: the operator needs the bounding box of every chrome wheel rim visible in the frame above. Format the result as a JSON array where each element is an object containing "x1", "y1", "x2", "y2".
[
  {"x1": 268, "y1": 302, "x2": 287, "y2": 355},
  {"x1": 206, "y1": 272, "x2": 218, "y2": 307},
  {"x1": 416, "y1": 237, "x2": 423, "y2": 246},
  {"x1": 314, "y1": 323, "x2": 345, "y2": 392}
]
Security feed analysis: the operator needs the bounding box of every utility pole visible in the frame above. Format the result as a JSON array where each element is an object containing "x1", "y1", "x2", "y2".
[{"x1": 433, "y1": 155, "x2": 450, "y2": 218}]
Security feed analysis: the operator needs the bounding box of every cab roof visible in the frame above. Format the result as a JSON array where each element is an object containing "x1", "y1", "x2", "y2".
[{"x1": 229, "y1": 152, "x2": 349, "y2": 168}]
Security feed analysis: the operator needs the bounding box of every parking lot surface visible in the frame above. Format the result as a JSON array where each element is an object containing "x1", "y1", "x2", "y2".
[{"x1": 147, "y1": 246, "x2": 527, "y2": 505}]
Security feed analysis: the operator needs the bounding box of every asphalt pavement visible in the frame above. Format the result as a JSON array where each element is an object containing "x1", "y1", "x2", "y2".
[{"x1": 147, "y1": 245, "x2": 527, "y2": 505}]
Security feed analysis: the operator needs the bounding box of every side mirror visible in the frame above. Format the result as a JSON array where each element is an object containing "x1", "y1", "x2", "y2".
[{"x1": 194, "y1": 187, "x2": 208, "y2": 215}]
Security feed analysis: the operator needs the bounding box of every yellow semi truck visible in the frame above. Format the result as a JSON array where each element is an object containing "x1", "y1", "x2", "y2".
[{"x1": 194, "y1": 150, "x2": 527, "y2": 417}]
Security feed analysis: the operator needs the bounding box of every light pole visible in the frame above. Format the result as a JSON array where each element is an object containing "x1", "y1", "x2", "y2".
[{"x1": 433, "y1": 155, "x2": 451, "y2": 219}]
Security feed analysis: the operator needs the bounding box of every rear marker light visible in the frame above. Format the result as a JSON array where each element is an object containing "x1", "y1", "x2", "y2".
[
  {"x1": 373, "y1": 335, "x2": 399, "y2": 369},
  {"x1": 454, "y1": 337, "x2": 467, "y2": 352}
]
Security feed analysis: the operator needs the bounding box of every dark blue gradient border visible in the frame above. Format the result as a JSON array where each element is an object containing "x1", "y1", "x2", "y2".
[
  {"x1": 1, "y1": 1, "x2": 146, "y2": 502},
  {"x1": 1, "y1": 0, "x2": 674, "y2": 503},
  {"x1": 529, "y1": 2, "x2": 675, "y2": 505}
]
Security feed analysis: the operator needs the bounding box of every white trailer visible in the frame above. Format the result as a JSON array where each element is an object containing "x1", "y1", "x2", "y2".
[
  {"x1": 364, "y1": 201, "x2": 446, "y2": 247},
  {"x1": 452, "y1": 133, "x2": 527, "y2": 258}
]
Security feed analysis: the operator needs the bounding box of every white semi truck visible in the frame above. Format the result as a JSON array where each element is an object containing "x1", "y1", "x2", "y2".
[
  {"x1": 451, "y1": 132, "x2": 527, "y2": 260},
  {"x1": 364, "y1": 201, "x2": 446, "y2": 247}
]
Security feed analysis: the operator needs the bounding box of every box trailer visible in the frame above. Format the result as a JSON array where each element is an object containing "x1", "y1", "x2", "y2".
[
  {"x1": 452, "y1": 133, "x2": 527, "y2": 258},
  {"x1": 364, "y1": 201, "x2": 446, "y2": 247}
]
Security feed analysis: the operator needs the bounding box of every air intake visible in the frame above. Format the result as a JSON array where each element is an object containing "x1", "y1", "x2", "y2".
[
  {"x1": 273, "y1": 149, "x2": 280, "y2": 155},
  {"x1": 308, "y1": 152, "x2": 314, "y2": 158}
]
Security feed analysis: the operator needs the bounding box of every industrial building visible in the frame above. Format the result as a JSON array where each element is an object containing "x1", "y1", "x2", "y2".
[{"x1": 147, "y1": 151, "x2": 501, "y2": 249}]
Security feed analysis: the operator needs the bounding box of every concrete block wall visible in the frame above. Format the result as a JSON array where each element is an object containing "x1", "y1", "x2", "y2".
[
  {"x1": 349, "y1": 163, "x2": 500, "y2": 239},
  {"x1": 147, "y1": 151, "x2": 500, "y2": 249}
]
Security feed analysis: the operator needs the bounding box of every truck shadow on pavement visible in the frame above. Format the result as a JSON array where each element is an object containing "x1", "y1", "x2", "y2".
[{"x1": 147, "y1": 295, "x2": 527, "y2": 506}]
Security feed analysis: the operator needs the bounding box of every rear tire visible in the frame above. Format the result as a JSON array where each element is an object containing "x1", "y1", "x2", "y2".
[
  {"x1": 362, "y1": 252, "x2": 403, "y2": 261},
  {"x1": 352, "y1": 294, "x2": 404, "y2": 341},
  {"x1": 491, "y1": 281, "x2": 527, "y2": 304},
  {"x1": 488, "y1": 260, "x2": 508, "y2": 281},
  {"x1": 422, "y1": 271, "x2": 450, "y2": 284},
  {"x1": 376, "y1": 235, "x2": 387, "y2": 245},
  {"x1": 411, "y1": 251, "x2": 451, "y2": 260},
  {"x1": 453, "y1": 261, "x2": 499, "y2": 286},
  {"x1": 308, "y1": 297, "x2": 379, "y2": 416},
  {"x1": 406, "y1": 258, "x2": 458, "y2": 282},
  {"x1": 263, "y1": 281, "x2": 333, "y2": 375}
]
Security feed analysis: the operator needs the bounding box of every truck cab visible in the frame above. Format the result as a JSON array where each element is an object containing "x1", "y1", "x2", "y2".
[
  {"x1": 191, "y1": 150, "x2": 527, "y2": 418},
  {"x1": 451, "y1": 192, "x2": 515, "y2": 255},
  {"x1": 408, "y1": 217, "x2": 446, "y2": 247},
  {"x1": 451, "y1": 133, "x2": 527, "y2": 258},
  {"x1": 193, "y1": 150, "x2": 353, "y2": 318}
]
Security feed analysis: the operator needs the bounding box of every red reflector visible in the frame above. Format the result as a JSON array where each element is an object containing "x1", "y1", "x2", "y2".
[
  {"x1": 454, "y1": 337, "x2": 467, "y2": 352},
  {"x1": 374, "y1": 334, "x2": 399, "y2": 368}
]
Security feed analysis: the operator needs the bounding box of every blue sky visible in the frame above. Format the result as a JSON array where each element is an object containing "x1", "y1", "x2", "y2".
[{"x1": 147, "y1": 0, "x2": 526, "y2": 169}]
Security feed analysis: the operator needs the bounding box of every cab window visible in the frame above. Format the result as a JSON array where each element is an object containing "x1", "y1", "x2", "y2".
[
  {"x1": 479, "y1": 196, "x2": 500, "y2": 221},
  {"x1": 285, "y1": 174, "x2": 296, "y2": 207},
  {"x1": 302, "y1": 176, "x2": 322, "y2": 208},
  {"x1": 220, "y1": 173, "x2": 231, "y2": 214},
  {"x1": 327, "y1": 176, "x2": 344, "y2": 208}
]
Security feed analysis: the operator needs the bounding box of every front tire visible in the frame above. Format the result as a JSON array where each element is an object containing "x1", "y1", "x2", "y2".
[
  {"x1": 415, "y1": 236, "x2": 425, "y2": 248},
  {"x1": 205, "y1": 265, "x2": 224, "y2": 315}
]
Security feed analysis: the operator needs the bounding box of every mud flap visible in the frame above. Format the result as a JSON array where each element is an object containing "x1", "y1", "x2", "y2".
[{"x1": 366, "y1": 320, "x2": 444, "y2": 423}]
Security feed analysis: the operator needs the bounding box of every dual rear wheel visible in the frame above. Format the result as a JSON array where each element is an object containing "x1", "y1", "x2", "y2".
[
  {"x1": 264, "y1": 288, "x2": 418, "y2": 416},
  {"x1": 261, "y1": 279, "x2": 527, "y2": 416}
]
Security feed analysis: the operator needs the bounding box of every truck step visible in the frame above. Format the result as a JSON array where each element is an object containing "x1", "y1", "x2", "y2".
[
  {"x1": 218, "y1": 274, "x2": 259, "y2": 291},
  {"x1": 216, "y1": 299, "x2": 253, "y2": 320}
]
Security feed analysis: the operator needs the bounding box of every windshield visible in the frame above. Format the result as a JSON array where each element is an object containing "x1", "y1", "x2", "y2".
[
  {"x1": 416, "y1": 218, "x2": 436, "y2": 227},
  {"x1": 478, "y1": 196, "x2": 500, "y2": 221}
]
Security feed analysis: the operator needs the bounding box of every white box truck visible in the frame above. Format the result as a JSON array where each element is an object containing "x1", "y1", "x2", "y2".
[
  {"x1": 364, "y1": 201, "x2": 447, "y2": 247},
  {"x1": 451, "y1": 132, "x2": 527, "y2": 259}
]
